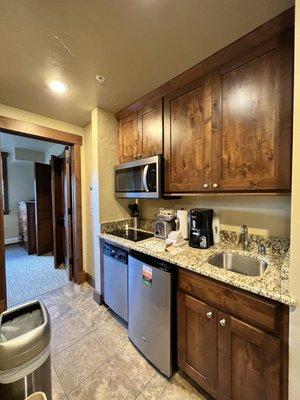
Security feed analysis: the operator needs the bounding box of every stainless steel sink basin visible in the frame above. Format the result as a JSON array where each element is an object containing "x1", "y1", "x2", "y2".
[{"x1": 207, "y1": 252, "x2": 268, "y2": 277}]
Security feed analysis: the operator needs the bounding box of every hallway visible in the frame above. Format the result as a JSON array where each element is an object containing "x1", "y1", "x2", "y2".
[{"x1": 5, "y1": 244, "x2": 68, "y2": 307}]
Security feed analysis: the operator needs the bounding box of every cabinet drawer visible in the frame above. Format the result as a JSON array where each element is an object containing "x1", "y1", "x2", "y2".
[{"x1": 178, "y1": 268, "x2": 280, "y2": 334}]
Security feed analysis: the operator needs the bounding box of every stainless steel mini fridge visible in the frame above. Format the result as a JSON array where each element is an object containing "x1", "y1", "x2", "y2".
[{"x1": 128, "y1": 251, "x2": 175, "y2": 377}]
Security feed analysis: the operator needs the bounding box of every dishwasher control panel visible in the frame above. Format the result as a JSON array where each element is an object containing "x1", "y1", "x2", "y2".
[{"x1": 103, "y1": 243, "x2": 128, "y2": 264}]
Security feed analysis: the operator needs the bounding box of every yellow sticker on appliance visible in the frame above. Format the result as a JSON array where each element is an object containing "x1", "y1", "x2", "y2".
[{"x1": 142, "y1": 265, "x2": 152, "y2": 286}]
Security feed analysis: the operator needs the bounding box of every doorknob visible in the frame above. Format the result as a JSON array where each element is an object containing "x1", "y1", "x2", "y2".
[
  {"x1": 219, "y1": 318, "x2": 226, "y2": 327},
  {"x1": 206, "y1": 311, "x2": 213, "y2": 319}
]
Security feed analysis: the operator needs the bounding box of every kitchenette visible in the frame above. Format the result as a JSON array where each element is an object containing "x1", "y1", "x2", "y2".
[{"x1": 95, "y1": 7, "x2": 295, "y2": 400}]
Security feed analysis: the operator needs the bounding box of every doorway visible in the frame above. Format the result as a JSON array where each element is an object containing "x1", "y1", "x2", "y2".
[
  {"x1": 1, "y1": 133, "x2": 73, "y2": 306},
  {"x1": 0, "y1": 116, "x2": 84, "y2": 312}
]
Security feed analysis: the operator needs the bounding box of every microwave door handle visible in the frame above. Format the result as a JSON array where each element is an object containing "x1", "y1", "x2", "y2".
[{"x1": 142, "y1": 165, "x2": 149, "y2": 192}]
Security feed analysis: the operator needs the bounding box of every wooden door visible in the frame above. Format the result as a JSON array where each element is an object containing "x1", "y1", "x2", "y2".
[
  {"x1": 137, "y1": 100, "x2": 163, "y2": 158},
  {"x1": 211, "y1": 32, "x2": 293, "y2": 191},
  {"x1": 217, "y1": 312, "x2": 280, "y2": 400},
  {"x1": 118, "y1": 113, "x2": 139, "y2": 163},
  {"x1": 51, "y1": 155, "x2": 64, "y2": 268},
  {"x1": 63, "y1": 147, "x2": 73, "y2": 280},
  {"x1": 34, "y1": 163, "x2": 53, "y2": 255},
  {"x1": 177, "y1": 291, "x2": 218, "y2": 398},
  {"x1": 164, "y1": 74, "x2": 212, "y2": 193},
  {"x1": 0, "y1": 152, "x2": 7, "y2": 312}
]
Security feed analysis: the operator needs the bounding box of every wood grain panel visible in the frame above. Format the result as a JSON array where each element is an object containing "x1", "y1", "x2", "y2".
[
  {"x1": 118, "y1": 113, "x2": 139, "y2": 163},
  {"x1": 138, "y1": 100, "x2": 163, "y2": 158},
  {"x1": 212, "y1": 32, "x2": 293, "y2": 191},
  {"x1": 34, "y1": 163, "x2": 53, "y2": 255},
  {"x1": 221, "y1": 51, "x2": 276, "y2": 182},
  {"x1": 218, "y1": 316, "x2": 280, "y2": 400},
  {"x1": 178, "y1": 268, "x2": 279, "y2": 333},
  {"x1": 0, "y1": 150, "x2": 6, "y2": 313},
  {"x1": 71, "y1": 144, "x2": 85, "y2": 284},
  {"x1": 177, "y1": 291, "x2": 218, "y2": 398},
  {"x1": 164, "y1": 75, "x2": 212, "y2": 192},
  {"x1": 51, "y1": 155, "x2": 64, "y2": 268},
  {"x1": 0, "y1": 116, "x2": 82, "y2": 145}
]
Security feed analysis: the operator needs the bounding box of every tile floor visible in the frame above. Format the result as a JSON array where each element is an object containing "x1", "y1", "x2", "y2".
[{"x1": 40, "y1": 282, "x2": 211, "y2": 400}]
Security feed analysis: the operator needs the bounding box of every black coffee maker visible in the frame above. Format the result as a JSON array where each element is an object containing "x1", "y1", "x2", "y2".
[{"x1": 189, "y1": 209, "x2": 214, "y2": 249}]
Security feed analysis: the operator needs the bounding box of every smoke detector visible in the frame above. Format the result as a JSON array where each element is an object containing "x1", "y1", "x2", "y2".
[{"x1": 96, "y1": 75, "x2": 106, "y2": 84}]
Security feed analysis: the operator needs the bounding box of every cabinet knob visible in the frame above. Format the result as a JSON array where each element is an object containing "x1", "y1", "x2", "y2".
[
  {"x1": 133, "y1": 154, "x2": 137, "y2": 159},
  {"x1": 137, "y1": 153, "x2": 142, "y2": 158},
  {"x1": 219, "y1": 318, "x2": 226, "y2": 327},
  {"x1": 203, "y1": 183, "x2": 209, "y2": 189},
  {"x1": 212, "y1": 183, "x2": 218, "y2": 189},
  {"x1": 206, "y1": 311, "x2": 213, "y2": 319}
]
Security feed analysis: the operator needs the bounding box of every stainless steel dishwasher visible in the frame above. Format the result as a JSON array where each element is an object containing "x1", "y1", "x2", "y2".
[
  {"x1": 103, "y1": 242, "x2": 128, "y2": 322},
  {"x1": 128, "y1": 250, "x2": 175, "y2": 377}
]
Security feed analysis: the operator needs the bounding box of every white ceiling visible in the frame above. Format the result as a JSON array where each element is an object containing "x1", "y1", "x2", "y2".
[{"x1": 0, "y1": 0, "x2": 294, "y2": 126}]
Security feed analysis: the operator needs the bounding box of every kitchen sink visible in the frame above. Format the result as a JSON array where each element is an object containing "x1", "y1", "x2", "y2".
[{"x1": 207, "y1": 252, "x2": 268, "y2": 277}]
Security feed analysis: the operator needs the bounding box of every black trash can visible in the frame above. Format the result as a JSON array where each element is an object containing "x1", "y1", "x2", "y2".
[{"x1": 0, "y1": 300, "x2": 51, "y2": 400}]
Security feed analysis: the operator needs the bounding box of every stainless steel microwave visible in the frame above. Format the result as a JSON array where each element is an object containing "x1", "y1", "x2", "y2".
[{"x1": 115, "y1": 155, "x2": 162, "y2": 198}]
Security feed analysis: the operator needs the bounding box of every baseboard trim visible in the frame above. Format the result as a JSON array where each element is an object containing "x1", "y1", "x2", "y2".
[
  {"x1": 93, "y1": 289, "x2": 104, "y2": 306},
  {"x1": 75, "y1": 270, "x2": 86, "y2": 285},
  {"x1": 5, "y1": 236, "x2": 20, "y2": 245},
  {"x1": 86, "y1": 272, "x2": 95, "y2": 288}
]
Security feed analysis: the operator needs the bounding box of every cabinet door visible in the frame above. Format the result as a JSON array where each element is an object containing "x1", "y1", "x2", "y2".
[
  {"x1": 118, "y1": 113, "x2": 139, "y2": 163},
  {"x1": 164, "y1": 75, "x2": 212, "y2": 193},
  {"x1": 177, "y1": 291, "x2": 218, "y2": 398},
  {"x1": 212, "y1": 32, "x2": 293, "y2": 191},
  {"x1": 138, "y1": 100, "x2": 163, "y2": 158},
  {"x1": 217, "y1": 312, "x2": 280, "y2": 400}
]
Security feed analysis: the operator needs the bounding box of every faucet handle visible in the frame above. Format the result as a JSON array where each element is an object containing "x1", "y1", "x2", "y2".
[
  {"x1": 258, "y1": 244, "x2": 266, "y2": 256},
  {"x1": 241, "y1": 224, "x2": 248, "y2": 233}
]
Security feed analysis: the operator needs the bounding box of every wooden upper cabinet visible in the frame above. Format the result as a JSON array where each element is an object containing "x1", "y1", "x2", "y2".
[
  {"x1": 164, "y1": 75, "x2": 212, "y2": 193},
  {"x1": 177, "y1": 291, "x2": 218, "y2": 398},
  {"x1": 218, "y1": 313, "x2": 280, "y2": 400},
  {"x1": 118, "y1": 113, "x2": 139, "y2": 163},
  {"x1": 138, "y1": 100, "x2": 163, "y2": 158},
  {"x1": 116, "y1": 11, "x2": 293, "y2": 189},
  {"x1": 118, "y1": 101, "x2": 163, "y2": 163},
  {"x1": 211, "y1": 32, "x2": 293, "y2": 191}
]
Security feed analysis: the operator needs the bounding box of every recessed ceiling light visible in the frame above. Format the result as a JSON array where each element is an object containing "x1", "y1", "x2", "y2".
[{"x1": 48, "y1": 79, "x2": 69, "y2": 94}]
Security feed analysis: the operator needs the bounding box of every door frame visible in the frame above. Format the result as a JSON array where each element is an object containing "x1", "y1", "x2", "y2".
[{"x1": 0, "y1": 116, "x2": 85, "y2": 312}]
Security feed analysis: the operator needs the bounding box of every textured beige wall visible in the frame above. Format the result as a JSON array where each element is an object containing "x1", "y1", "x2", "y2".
[
  {"x1": 97, "y1": 109, "x2": 130, "y2": 223},
  {"x1": 140, "y1": 195, "x2": 291, "y2": 238},
  {"x1": 289, "y1": 2, "x2": 300, "y2": 398},
  {"x1": 82, "y1": 108, "x2": 130, "y2": 283}
]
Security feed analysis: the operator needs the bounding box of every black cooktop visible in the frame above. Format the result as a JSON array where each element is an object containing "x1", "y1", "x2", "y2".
[{"x1": 108, "y1": 229, "x2": 153, "y2": 242}]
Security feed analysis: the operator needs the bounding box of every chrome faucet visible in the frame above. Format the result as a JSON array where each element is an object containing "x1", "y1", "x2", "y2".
[
  {"x1": 258, "y1": 243, "x2": 267, "y2": 256},
  {"x1": 241, "y1": 225, "x2": 249, "y2": 251}
]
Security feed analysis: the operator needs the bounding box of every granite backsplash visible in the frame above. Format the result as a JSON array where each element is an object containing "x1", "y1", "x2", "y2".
[{"x1": 100, "y1": 217, "x2": 290, "y2": 256}]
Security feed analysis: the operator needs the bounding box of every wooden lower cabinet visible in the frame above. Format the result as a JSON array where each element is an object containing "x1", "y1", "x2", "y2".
[
  {"x1": 177, "y1": 272, "x2": 287, "y2": 400},
  {"x1": 217, "y1": 312, "x2": 280, "y2": 400},
  {"x1": 178, "y1": 291, "x2": 218, "y2": 398}
]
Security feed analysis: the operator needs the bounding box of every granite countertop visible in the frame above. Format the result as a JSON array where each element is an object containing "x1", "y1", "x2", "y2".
[{"x1": 99, "y1": 230, "x2": 296, "y2": 307}]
